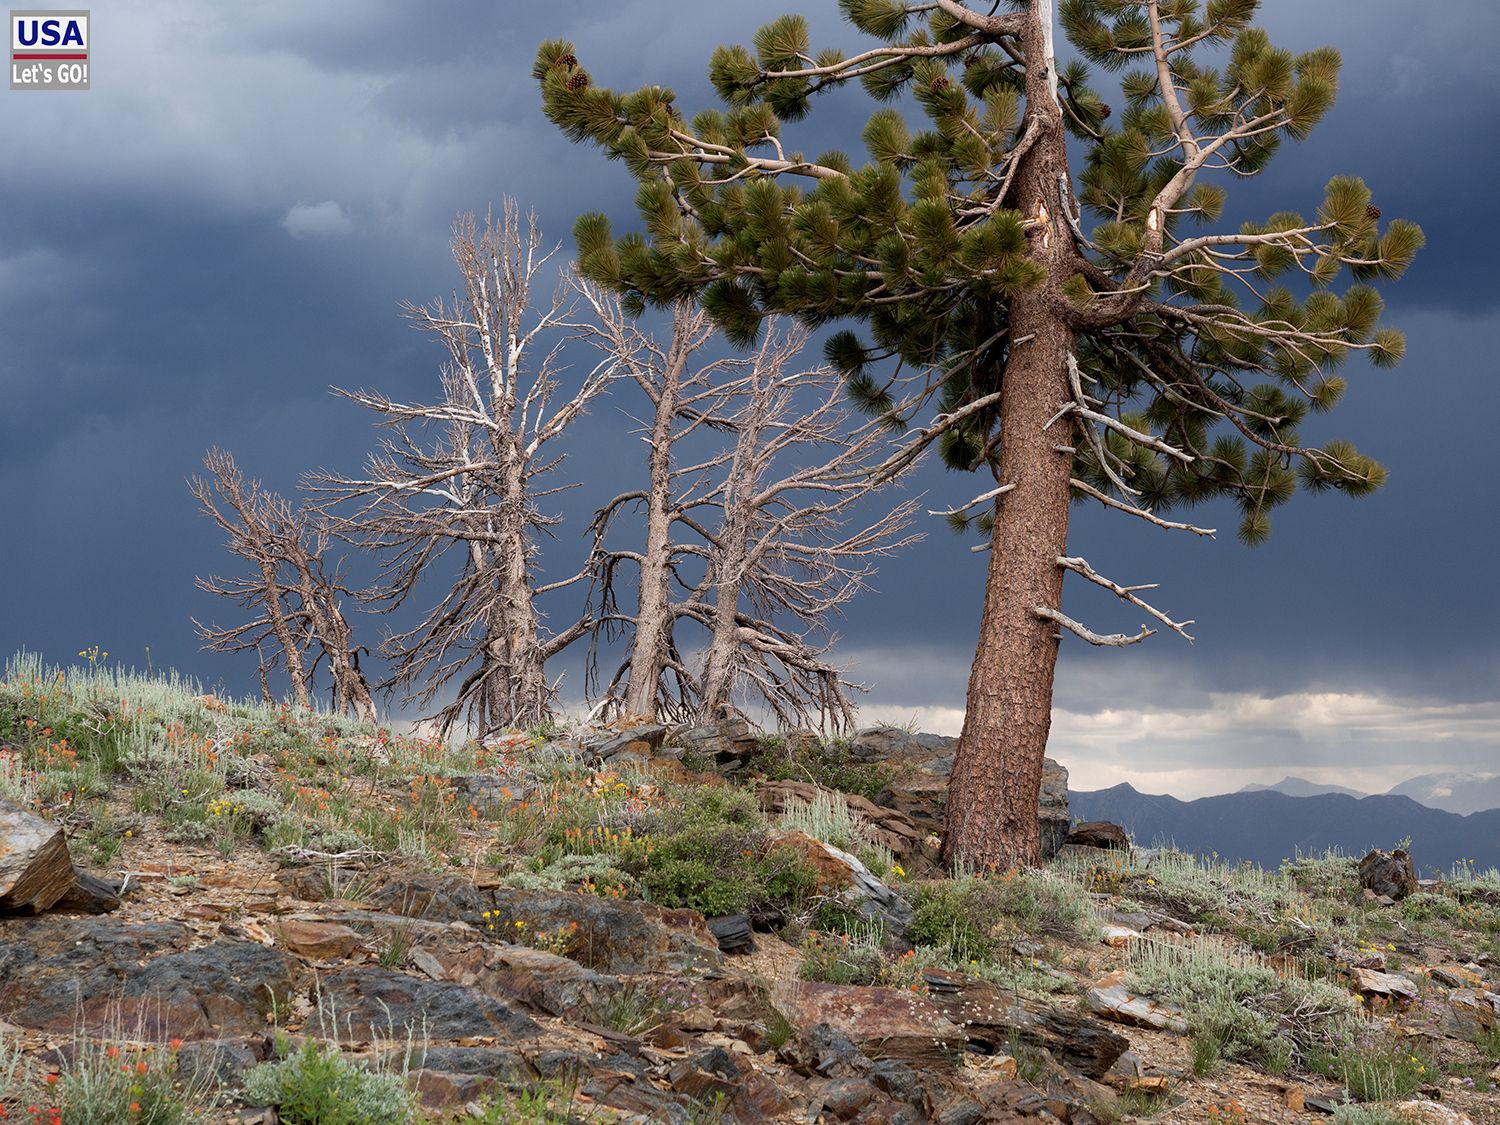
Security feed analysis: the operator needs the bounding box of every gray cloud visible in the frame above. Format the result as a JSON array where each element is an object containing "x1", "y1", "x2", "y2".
[{"x1": 282, "y1": 201, "x2": 354, "y2": 238}]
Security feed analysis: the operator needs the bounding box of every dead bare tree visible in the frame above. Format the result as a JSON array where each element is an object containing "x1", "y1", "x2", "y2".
[
  {"x1": 695, "y1": 323, "x2": 921, "y2": 730},
  {"x1": 309, "y1": 202, "x2": 615, "y2": 737},
  {"x1": 191, "y1": 448, "x2": 375, "y2": 722},
  {"x1": 584, "y1": 312, "x2": 920, "y2": 731},
  {"x1": 575, "y1": 292, "x2": 745, "y2": 722}
]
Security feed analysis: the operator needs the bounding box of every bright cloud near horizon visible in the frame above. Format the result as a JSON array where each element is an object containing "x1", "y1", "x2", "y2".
[{"x1": 1, "y1": 1, "x2": 1496, "y2": 798}]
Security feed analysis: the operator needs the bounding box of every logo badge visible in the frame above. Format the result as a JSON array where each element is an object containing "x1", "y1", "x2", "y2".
[{"x1": 11, "y1": 10, "x2": 89, "y2": 90}]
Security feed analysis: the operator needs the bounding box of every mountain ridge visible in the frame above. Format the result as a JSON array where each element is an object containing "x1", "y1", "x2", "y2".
[{"x1": 1068, "y1": 784, "x2": 1500, "y2": 873}]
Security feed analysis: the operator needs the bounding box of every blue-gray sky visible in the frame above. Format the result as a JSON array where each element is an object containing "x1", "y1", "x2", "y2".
[{"x1": 2, "y1": 1, "x2": 1497, "y2": 796}]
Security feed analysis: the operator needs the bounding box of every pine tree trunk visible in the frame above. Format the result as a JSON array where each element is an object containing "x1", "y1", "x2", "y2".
[{"x1": 943, "y1": 1, "x2": 1074, "y2": 871}]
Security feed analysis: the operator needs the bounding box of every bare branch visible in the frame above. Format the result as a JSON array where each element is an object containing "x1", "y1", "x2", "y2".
[
  {"x1": 928, "y1": 483, "x2": 1015, "y2": 518},
  {"x1": 1032, "y1": 604, "x2": 1155, "y2": 647},
  {"x1": 1069, "y1": 477, "x2": 1217, "y2": 537},
  {"x1": 1058, "y1": 555, "x2": 1195, "y2": 640}
]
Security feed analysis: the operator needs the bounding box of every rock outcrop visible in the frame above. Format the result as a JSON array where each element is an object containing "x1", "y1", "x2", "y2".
[
  {"x1": 0, "y1": 798, "x2": 119, "y2": 914},
  {"x1": 0, "y1": 916, "x2": 297, "y2": 1038},
  {"x1": 1360, "y1": 847, "x2": 1419, "y2": 902},
  {"x1": 844, "y1": 727, "x2": 1071, "y2": 858}
]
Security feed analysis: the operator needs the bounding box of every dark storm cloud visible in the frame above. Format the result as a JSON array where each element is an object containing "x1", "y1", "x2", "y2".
[{"x1": 1, "y1": 2, "x2": 1495, "y2": 792}]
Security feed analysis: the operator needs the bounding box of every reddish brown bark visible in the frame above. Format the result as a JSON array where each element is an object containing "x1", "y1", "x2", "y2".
[{"x1": 943, "y1": 3, "x2": 1075, "y2": 871}]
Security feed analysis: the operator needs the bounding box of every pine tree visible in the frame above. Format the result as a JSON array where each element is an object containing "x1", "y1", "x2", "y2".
[{"x1": 536, "y1": 0, "x2": 1422, "y2": 868}]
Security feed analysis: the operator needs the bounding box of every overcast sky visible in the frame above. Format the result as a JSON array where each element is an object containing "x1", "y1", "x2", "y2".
[{"x1": 2, "y1": 1, "x2": 1496, "y2": 797}]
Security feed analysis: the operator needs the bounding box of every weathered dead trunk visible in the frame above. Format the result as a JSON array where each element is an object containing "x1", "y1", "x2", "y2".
[
  {"x1": 496, "y1": 485, "x2": 548, "y2": 732},
  {"x1": 260, "y1": 556, "x2": 312, "y2": 711},
  {"x1": 292, "y1": 563, "x2": 374, "y2": 725},
  {"x1": 699, "y1": 372, "x2": 767, "y2": 721},
  {"x1": 699, "y1": 519, "x2": 748, "y2": 721},
  {"x1": 943, "y1": 2, "x2": 1074, "y2": 871},
  {"x1": 621, "y1": 363, "x2": 682, "y2": 720}
]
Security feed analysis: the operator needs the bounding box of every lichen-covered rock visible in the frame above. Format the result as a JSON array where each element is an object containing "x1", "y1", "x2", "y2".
[
  {"x1": 365, "y1": 869, "x2": 486, "y2": 921},
  {"x1": 315, "y1": 968, "x2": 540, "y2": 1040},
  {"x1": 1085, "y1": 971, "x2": 1189, "y2": 1034},
  {"x1": 1350, "y1": 966, "x2": 1420, "y2": 1003},
  {"x1": 475, "y1": 942, "x2": 622, "y2": 1016},
  {"x1": 274, "y1": 918, "x2": 367, "y2": 960},
  {"x1": 485, "y1": 888, "x2": 722, "y2": 974},
  {"x1": 1359, "y1": 848, "x2": 1418, "y2": 901},
  {"x1": 1066, "y1": 821, "x2": 1129, "y2": 851},
  {"x1": 772, "y1": 981, "x2": 965, "y2": 1066},
  {"x1": 664, "y1": 718, "x2": 761, "y2": 767},
  {"x1": 921, "y1": 971, "x2": 1129, "y2": 1080},
  {"x1": 1441, "y1": 987, "x2": 1500, "y2": 1038},
  {"x1": 0, "y1": 916, "x2": 296, "y2": 1038}
]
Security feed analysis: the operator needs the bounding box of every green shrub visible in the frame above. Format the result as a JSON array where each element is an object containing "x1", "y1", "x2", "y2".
[
  {"x1": 243, "y1": 1039, "x2": 417, "y2": 1125},
  {"x1": 1126, "y1": 937, "x2": 1355, "y2": 1068},
  {"x1": 1307, "y1": 1030, "x2": 1433, "y2": 1102},
  {"x1": 748, "y1": 737, "x2": 896, "y2": 801},
  {"x1": 798, "y1": 928, "x2": 885, "y2": 986},
  {"x1": 643, "y1": 856, "x2": 762, "y2": 917},
  {"x1": 909, "y1": 881, "x2": 999, "y2": 964},
  {"x1": 624, "y1": 787, "x2": 816, "y2": 917},
  {"x1": 50, "y1": 1040, "x2": 216, "y2": 1125},
  {"x1": 909, "y1": 870, "x2": 1102, "y2": 964},
  {"x1": 1281, "y1": 851, "x2": 1359, "y2": 899},
  {"x1": 1402, "y1": 892, "x2": 1461, "y2": 922}
]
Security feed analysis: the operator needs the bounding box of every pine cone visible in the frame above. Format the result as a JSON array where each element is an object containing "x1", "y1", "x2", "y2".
[
  {"x1": 930, "y1": 76, "x2": 950, "y2": 92},
  {"x1": 964, "y1": 53, "x2": 981, "y2": 68},
  {"x1": 554, "y1": 53, "x2": 578, "y2": 69},
  {"x1": 566, "y1": 72, "x2": 590, "y2": 92},
  {"x1": 1099, "y1": 104, "x2": 1113, "y2": 119},
  {"x1": 1365, "y1": 203, "x2": 1382, "y2": 222}
]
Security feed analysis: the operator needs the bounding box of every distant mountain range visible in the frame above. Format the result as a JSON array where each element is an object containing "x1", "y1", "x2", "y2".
[
  {"x1": 1068, "y1": 785, "x2": 1500, "y2": 874},
  {"x1": 1236, "y1": 772, "x2": 1500, "y2": 816}
]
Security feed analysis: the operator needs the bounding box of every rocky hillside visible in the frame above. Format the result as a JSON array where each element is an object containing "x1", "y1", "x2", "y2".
[{"x1": 2, "y1": 654, "x2": 1498, "y2": 1124}]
